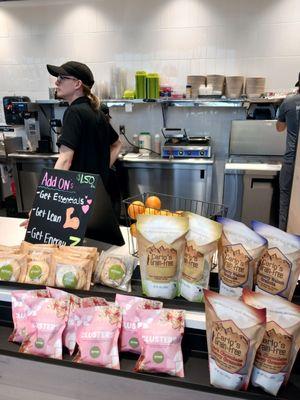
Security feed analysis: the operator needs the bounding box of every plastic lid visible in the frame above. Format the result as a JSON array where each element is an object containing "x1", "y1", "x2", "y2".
[
  {"x1": 136, "y1": 71, "x2": 147, "y2": 75},
  {"x1": 139, "y1": 132, "x2": 150, "y2": 135}
]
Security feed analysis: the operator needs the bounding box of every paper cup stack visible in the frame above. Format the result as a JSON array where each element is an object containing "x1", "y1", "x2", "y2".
[
  {"x1": 225, "y1": 76, "x2": 244, "y2": 98},
  {"x1": 206, "y1": 75, "x2": 225, "y2": 95},
  {"x1": 245, "y1": 77, "x2": 266, "y2": 98},
  {"x1": 187, "y1": 75, "x2": 206, "y2": 98}
]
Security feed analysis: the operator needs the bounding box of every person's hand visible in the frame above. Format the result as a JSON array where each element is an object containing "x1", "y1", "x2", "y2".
[{"x1": 20, "y1": 210, "x2": 31, "y2": 229}]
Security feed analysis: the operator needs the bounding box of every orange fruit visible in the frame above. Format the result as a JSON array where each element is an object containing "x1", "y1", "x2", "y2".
[
  {"x1": 145, "y1": 196, "x2": 161, "y2": 210},
  {"x1": 130, "y1": 223, "x2": 137, "y2": 237},
  {"x1": 127, "y1": 201, "x2": 145, "y2": 219}
]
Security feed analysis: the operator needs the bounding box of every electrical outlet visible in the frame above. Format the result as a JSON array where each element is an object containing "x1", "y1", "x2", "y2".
[{"x1": 119, "y1": 125, "x2": 125, "y2": 135}]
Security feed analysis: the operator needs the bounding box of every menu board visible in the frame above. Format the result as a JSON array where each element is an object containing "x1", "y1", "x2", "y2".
[{"x1": 25, "y1": 168, "x2": 99, "y2": 246}]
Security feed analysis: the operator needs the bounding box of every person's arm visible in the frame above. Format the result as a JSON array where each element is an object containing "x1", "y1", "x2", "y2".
[
  {"x1": 110, "y1": 139, "x2": 122, "y2": 167},
  {"x1": 276, "y1": 121, "x2": 286, "y2": 132},
  {"x1": 54, "y1": 145, "x2": 74, "y2": 170}
]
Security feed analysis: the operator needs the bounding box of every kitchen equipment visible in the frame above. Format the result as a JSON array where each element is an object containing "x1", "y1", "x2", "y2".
[
  {"x1": 135, "y1": 71, "x2": 147, "y2": 99},
  {"x1": 146, "y1": 73, "x2": 159, "y2": 99},
  {"x1": 225, "y1": 76, "x2": 244, "y2": 98},
  {"x1": 245, "y1": 77, "x2": 266, "y2": 98},
  {"x1": 161, "y1": 128, "x2": 211, "y2": 158}
]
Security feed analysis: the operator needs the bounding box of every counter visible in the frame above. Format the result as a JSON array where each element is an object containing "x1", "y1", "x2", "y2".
[{"x1": 119, "y1": 153, "x2": 214, "y2": 164}]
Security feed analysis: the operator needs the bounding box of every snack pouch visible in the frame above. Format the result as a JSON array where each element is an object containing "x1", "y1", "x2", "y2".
[
  {"x1": 242, "y1": 288, "x2": 300, "y2": 395},
  {"x1": 180, "y1": 213, "x2": 222, "y2": 302},
  {"x1": 52, "y1": 255, "x2": 93, "y2": 290},
  {"x1": 137, "y1": 215, "x2": 189, "y2": 299},
  {"x1": 252, "y1": 221, "x2": 300, "y2": 300},
  {"x1": 9, "y1": 289, "x2": 49, "y2": 343},
  {"x1": 115, "y1": 294, "x2": 163, "y2": 353},
  {"x1": 0, "y1": 244, "x2": 20, "y2": 254},
  {"x1": 217, "y1": 217, "x2": 267, "y2": 297},
  {"x1": 47, "y1": 287, "x2": 108, "y2": 354},
  {"x1": 58, "y1": 246, "x2": 99, "y2": 272},
  {"x1": 19, "y1": 297, "x2": 69, "y2": 359},
  {"x1": 204, "y1": 289, "x2": 266, "y2": 391},
  {"x1": 74, "y1": 305, "x2": 121, "y2": 369},
  {"x1": 24, "y1": 254, "x2": 54, "y2": 286},
  {"x1": 0, "y1": 253, "x2": 27, "y2": 282},
  {"x1": 134, "y1": 308, "x2": 185, "y2": 377},
  {"x1": 93, "y1": 251, "x2": 137, "y2": 292}
]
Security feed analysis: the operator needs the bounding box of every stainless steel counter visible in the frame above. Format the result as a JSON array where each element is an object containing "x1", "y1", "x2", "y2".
[
  {"x1": 8, "y1": 152, "x2": 58, "y2": 160},
  {"x1": 119, "y1": 153, "x2": 214, "y2": 164}
]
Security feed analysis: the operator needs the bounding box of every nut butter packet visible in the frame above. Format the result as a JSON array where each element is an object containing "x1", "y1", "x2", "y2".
[
  {"x1": 0, "y1": 253, "x2": 27, "y2": 283},
  {"x1": 74, "y1": 305, "x2": 121, "y2": 369},
  {"x1": 57, "y1": 245, "x2": 99, "y2": 273},
  {"x1": 115, "y1": 294, "x2": 163, "y2": 354},
  {"x1": 204, "y1": 289, "x2": 266, "y2": 391},
  {"x1": 180, "y1": 213, "x2": 222, "y2": 302},
  {"x1": 24, "y1": 254, "x2": 53, "y2": 286},
  {"x1": 19, "y1": 297, "x2": 69, "y2": 359},
  {"x1": 217, "y1": 217, "x2": 267, "y2": 297},
  {"x1": 52, "y1": 255, "x2": 93, "y2": 291},
  {"x1": 252, "y1": 221, "x2": 300, "y2": 301},
  {"x1": 134, "y1": 308, "x2": 185, "y2": 377},
  {"x1": 242, "y1": 288, "x2": 300, "y2": 396},
  {"x1": 137, "y1": 214, "x2": 189, "y2": 299}
]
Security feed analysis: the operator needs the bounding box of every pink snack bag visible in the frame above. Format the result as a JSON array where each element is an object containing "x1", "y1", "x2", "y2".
[
  {"x1": 115, "y1": 294, "x2": 163, "y2": 354},
  {"x1": 47, "y1": 287, "x2": 108, "y2": 354},
  {"x1": 74, "y1": 305, "x2": 121, "y2": 369},
  {"x1": 9, "y1": 289, "x2": 49, "y2": 343},
  {"x1": 134, "y1": 308, "x2": 185, "y2": 377},
  {"x1": 19, "y1": 297, "x2": 69, "y2": 359}
]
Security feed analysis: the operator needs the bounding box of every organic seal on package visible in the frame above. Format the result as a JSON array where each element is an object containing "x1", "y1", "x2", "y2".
[
  {"x1": 137, "y1": 215, "x2": 189, "y2": 299},
  {"x1": 115, "y1": 294, "x2": 163, "y2": 353},
  {"x1": 242, "y1": 288, "x2": 300, "y2": 395},
  {"x1": 134, "y1": 308, "x2": 185, "y2": 377},
  {"x1": 74, "y1": 305, "x2": 121, "y2": 369},
  {"x1": 252, "y1": 221, "x2": 300, "y2": 300},
  {"x1": 19, "y1": 297, "x2": 69, "y2": 359},
  {"x1": 0, "y1": 253, "x2": 27, "y2": 282},
  {"x1": 204, "y1": 289, "x2": 266, "y2": 391},
  {"x1": 180, "y1": 213, "x2": 222, "y2": 302},
  {"x1": 217, "y1": 217, "x2": 267, "y2": 297},
  {"x1": 52, "y1": 255, "x2": 93, "y2": 290}
]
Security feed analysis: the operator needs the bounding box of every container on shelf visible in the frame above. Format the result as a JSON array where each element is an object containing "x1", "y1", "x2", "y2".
[
  {"x1": 187, "y1": 75, "x2": 206, "y2": 98},
  {"x1": 123, "y1": 90, "x2": 135, "y2": 99},
  {"x1": 245, "y1": 77, "x2": 266, "y2": 98},
  {"x1": 135, "y1": 71, "x2": 147, "y2": 99},
  {"x1": 154, "y1": 133, "x2": 161, "y2": 154},
  {"x1": 206, "y1": 75, "x2": 225, "y2": 95},
  {"x1": 225, "y1": 76, "x2": 244, "y2": 98},
  {"x1": 146, "y1": 73, "x2": 160, "y2": 99},
  {"x1": 138, "y1": 132, "x2": 151, "y2": 154},
  {"x1": 185, "y1": 84, "x2": 192, "y2": 99}
]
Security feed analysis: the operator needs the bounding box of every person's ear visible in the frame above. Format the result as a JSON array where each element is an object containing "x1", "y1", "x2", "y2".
[{"x1": 75, "y1": 80, "x2": 83, "y2": 90}]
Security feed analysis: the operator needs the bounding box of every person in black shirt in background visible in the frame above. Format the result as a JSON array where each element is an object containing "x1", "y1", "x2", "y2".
[{"x1": 276, "y1": 73, "x2": 300, "y2": 231}]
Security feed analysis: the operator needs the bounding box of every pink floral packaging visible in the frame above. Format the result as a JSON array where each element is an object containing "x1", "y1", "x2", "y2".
[
  {"x1": 47, "y1": 287, "x2": 108, "y2": 355},
  {"x1": 9, "y1": 289, "x2": 49, "y2": 343},
  {"x1": 115, "y1": 294, "x2": 163, "y2": 354},
  {"x1": 19, "y1": 297, "x2": 69, "y2": 359},
  {"x1": 74, "y1": 305, "x2": 121, "y2": 369},
  {"x1": 134, "y1": 308, "x2": 185, "y2": 377}
]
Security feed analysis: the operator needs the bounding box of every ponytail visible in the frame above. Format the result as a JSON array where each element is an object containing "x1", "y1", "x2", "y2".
[{"x1": 82, "y1": 84, "x2": 101, "y2": 111}]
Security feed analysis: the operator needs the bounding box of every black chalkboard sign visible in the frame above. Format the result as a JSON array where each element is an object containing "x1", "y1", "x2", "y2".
[{"x1": 25, "y1": 168, "x2": 99, "y2": 246}]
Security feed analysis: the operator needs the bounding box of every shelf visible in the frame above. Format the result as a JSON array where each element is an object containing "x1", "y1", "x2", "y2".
[{"x1": 104, "y1": 98, "x2": 245, "y2": 108}]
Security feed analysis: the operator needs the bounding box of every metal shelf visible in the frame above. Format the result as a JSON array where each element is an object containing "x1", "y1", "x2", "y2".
[{"x1": 104, "y1": 98, "x2": 244, "y2": 108}]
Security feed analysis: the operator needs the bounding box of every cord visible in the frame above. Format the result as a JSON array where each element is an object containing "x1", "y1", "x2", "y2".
[{"x1": 121, "y1": 132, "x2": 161, "y2": 156}]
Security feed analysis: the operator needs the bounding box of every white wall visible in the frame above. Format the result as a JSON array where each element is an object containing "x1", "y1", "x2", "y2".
[{"x1": 0, "y1": 0, "x2": 300, "y2": 109}]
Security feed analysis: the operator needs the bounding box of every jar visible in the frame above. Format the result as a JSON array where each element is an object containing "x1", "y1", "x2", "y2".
[
  {"x1": 135, "y1": 71, "x2": 147, "y2": 99},
  {"x1": 154, "y1": 134, "x2": 161, "y2": 154},
  {"x1": 139, "y1": 132, "x2": 151, "y2": 155},
  {"x1": 146, "y1": 73, "x2": 160, "y2": 99},
  {"x1": 186, "y1": 84, "x2": 192, "y2": 99}
]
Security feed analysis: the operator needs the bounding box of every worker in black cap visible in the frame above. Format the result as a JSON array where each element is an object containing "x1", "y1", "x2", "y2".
[
  {"x1": 276, "y1": 72, "x2": 300, "y2": 230},
  {"x1": 46, "y1": 61, "x2": 122, "y2": 205}
]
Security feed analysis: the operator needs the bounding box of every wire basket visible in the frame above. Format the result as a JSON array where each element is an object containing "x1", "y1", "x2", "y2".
[{"x1": 122, "y1": 192, "x2": 227, "y2": 256}]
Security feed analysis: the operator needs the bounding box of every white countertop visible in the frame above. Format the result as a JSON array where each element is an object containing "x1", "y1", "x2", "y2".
[
  {"x1": 225, "y1": 162, "x2": 282, "y2": 171},
  {"x1": 0, "y1": 217, "x2": 205, "y2": 330}
]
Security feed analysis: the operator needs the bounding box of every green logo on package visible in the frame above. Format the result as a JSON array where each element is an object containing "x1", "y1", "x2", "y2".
[
  {"x1": 29, "y1": 264, "x2": 42, "y2": 280},
  {"x1": 109, "y1": 264, "x2": 125, "y2": 281},
  {"x1": 153, "y1": 351, "x2": 164, "y2": 364},
  {"x1": 0, "y1": 264, "x2": 13, "y2": 281},
  {"x1": 62, "y1": 272, "x2": 78, "y2": 289},
  {"x1": 35, "y1": 338, "x2": 44, "y2": 349},
  {"x1": 90, "y1": 346, "x2": 101, "y2": 359},
  {"x1": 129, "y1": 337, "x2": 139, "y2": 349}
]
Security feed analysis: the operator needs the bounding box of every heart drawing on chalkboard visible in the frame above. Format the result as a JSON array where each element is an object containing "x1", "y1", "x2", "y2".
[
  {"x1": 87, "y1": 199, "x2": 92, "y2": 205},
  {"x1": 82, "y1": 205, "x2": 89, "y2": 214}
]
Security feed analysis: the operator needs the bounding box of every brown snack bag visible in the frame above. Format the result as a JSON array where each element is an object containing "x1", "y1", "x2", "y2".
[
  {"x1": 242, "y1": 288, "x2": 300, "y2": 395},
  {"x1": 0, "y1": 253, "x2": 27, "y2": 282},
  {"x1": 58, "y1": 246, "x2": 99, "y2": 272},
  {"x1": 24, "y1": 253, "x2": 53, "y2": 286},
  {"x1": 52, "y1": 255, "x2": 93, "y2": 290},
  {"x1": 0, "y1": 244, "x2": 20, "y2": 254},
  {"x1": 217, "y1": 217, "x2": 267, "y2": 297},
  {"x1": 137, "y1": 214, "x2": 189, "y2": 299},
  {"x1": 20, "y1": 241, "x2": 57, "y2": 253},
  {"x1": 204, "y1": 289, "x2": 266, "y2": 391},
  {"x1": 252, "y1": 221, "x2": 300, "y2": 301}
]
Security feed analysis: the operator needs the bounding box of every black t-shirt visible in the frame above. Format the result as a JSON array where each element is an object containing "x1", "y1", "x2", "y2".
[{"x1": 57, "y1": 97, "x2": 119, "y2": 187}]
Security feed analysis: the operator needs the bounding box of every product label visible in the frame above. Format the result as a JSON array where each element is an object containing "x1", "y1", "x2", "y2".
[
  {"x1": 146, "y1": 241, "x2": 177, "y2": 282},
  {"x1": 182, "y1": 240, "x2": 204, "y2": 283},
  {"x1": 254, "y1": 321, "x2": 292, "y2": 374},
  {"x1": 211, "y1": 320, "x2": 249, "y2": 373},
  {"x1": 220, "y1": 244, "x2": 252, "y2": 288},
  {"x1": 256, "y1": 248, "x2": 291, "y2": 295}
]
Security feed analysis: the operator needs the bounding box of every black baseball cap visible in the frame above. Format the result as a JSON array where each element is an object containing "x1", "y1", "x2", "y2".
[
  {"x1": 295, "y1": 72, "x2": 300, "y2": 87},
  {"x1": 47, "y1": 61, "x2": 94, "y2": 88},
  {"x1": 100, "y1": 103, "x2": 111, "y2": 118}
]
